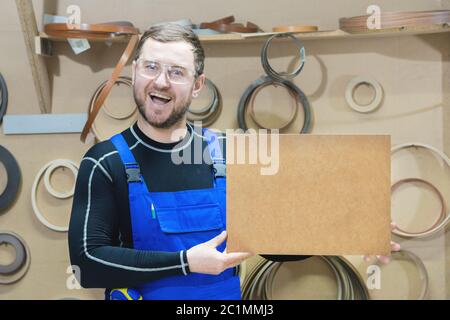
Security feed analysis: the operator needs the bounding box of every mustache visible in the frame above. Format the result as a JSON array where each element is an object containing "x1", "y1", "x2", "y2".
[{"x1": 142, "y1": 83, "x2": 172, "y2": 96}]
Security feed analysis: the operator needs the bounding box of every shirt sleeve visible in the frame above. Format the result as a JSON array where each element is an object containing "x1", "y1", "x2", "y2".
[{"x1": 68, "y1": 151, "x2": 190, "y2": 289}]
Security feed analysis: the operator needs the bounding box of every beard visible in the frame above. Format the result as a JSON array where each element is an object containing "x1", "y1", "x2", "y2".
[{"x1": 134, "y1": 87, "x2": 192, "y2": 129}]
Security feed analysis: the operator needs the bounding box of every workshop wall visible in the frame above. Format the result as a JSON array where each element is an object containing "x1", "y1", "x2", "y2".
[{"x1": 0, "y1": 0, "x2": 449, "y2": 299}]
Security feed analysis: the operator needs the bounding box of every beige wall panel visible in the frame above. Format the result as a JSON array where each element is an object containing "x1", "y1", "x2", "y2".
[{"x1": 0, "y1": 0, "x2": 449, "y2": 299}]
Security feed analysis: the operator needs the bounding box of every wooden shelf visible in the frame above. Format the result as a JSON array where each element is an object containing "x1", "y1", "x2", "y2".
[
  {"x1": 242, "y1": 24, "x2": 450, "y2": 40},
  {"x1": 38, "y1": 23, "x2": 450, "y2": 48}
]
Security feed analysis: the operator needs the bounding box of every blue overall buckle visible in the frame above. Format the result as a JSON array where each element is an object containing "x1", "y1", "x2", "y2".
[{"x1": 125, "y1": 163, "x2": 142, "y2": 183}]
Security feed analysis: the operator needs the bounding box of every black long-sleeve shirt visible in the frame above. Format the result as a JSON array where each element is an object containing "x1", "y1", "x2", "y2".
[{"x1": 69, "y1": 122, "x2": 308, "y2": 289}]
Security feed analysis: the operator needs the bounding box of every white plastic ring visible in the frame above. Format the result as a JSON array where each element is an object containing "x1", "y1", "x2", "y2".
[
  {"x1": 391, "y1": 142, "x2": 450, "y2": 238},
  {"x1": 345, "y1": 76, "x2": 383, "y2": 113},
  {"x1": 43, "y1": 160, "x2": 78, "y2": 199},
  {"x1": 32, "y1": 159, "x2": 79, "y2": 232}
]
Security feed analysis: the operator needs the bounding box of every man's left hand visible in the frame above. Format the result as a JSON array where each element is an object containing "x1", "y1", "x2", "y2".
[{"x1": 363, "y1": 222, "x2": 401, "y2": 264}]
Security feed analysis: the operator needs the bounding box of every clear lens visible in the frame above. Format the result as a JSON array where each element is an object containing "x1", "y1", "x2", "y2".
[{"x1": 136, "y1": 59, "x2": 194, "y2": 84}]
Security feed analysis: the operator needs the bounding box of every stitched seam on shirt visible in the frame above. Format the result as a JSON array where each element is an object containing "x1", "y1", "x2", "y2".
[
  {"x1": 130, "y1": 124, "x2": 194, "y2": 153},
  {"x1": 81, "y1": 157, "x2": 113, "y2": 182},
  {"x1": 192, "y1": 128, "x2": 226, "y2": 141},
  {"x1": 82, "y1": 147, "x2": 184, "y2": 272},
  {"x1": 180, "y1": 251, "x2": 187, "y2": 276}
]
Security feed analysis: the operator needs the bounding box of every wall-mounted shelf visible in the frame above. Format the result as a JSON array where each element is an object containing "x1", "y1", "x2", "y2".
[{"x1": 36, "y1": 23, "x2": 450, "y2": 52}]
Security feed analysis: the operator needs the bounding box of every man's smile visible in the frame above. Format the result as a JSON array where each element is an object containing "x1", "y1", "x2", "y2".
[{"x1": 149, "y1": 92, "x2": 173, "y2": 106}]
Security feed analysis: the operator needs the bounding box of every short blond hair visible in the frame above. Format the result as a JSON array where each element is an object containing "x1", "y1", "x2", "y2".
[{"x1": 134, "y1": 23, "x2": 205, "y2": 77}]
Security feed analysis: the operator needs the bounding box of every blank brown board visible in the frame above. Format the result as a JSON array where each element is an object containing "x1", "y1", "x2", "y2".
[{"x1": 226, "y1": 134, "x2": 391, "y2": 256}]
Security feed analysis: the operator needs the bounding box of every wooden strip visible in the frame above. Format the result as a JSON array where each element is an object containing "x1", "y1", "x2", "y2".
[
  {"x1": 340, "y1": 10, "x2": 450, "y2": 33},
  {"x1": 272, "y1": 25, "x2": 319, "y2": 33},
  {"x1": 15, "y1": 0, "x2": 52, "y2": 113}
]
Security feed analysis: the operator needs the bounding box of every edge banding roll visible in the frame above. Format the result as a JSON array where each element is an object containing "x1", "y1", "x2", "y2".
[
  {"x1": 0, "y1": 231, "x2": 31, "y2": 284},
  {"x1": 248, "y1": 81, "x2": 299, "y2": 130},
  {"x1": 345, "y1": 76, "x2": 383, "y2": 113},
  {"x1": 0, "y1": 73, "x2": 8, "y2": 123},
  {"x1": 0, "y1": 145, "x2": 21, "y2": 213},
  {"x1": 241, "y1": 256, "x2": 369, "y2": 300},
  {"x1": 0, "y1": 233, "x2": 25, "y2": 275},
  {"x1": 44, "y1": 22, "x2": 140, "y2": 142},
  {"x1": 187, "y1": 78, "x2": 222, "y2": 127},
  {"x1": 237, "y1": 76, "x2": 312, "y2": 133},
  {"x1": 90, "y1": 77, "x2": 137, "y2": 141},
  {"x1": 238, "y1": 34, "x2": 311, "y2": 132},
  {"x1": 374, "y1": 250, "x2": 429, "y2": 300},
  {"x1": 391, "y1": 178, "x2": 446, "y2": 237},
  {"x1": 391, "y1": 143, "x2": 450, "y2": 238},
  {"x1": 100, "y1": 77, "x2": 136, "y2": 120},
  {"x1": 263, "y1": 257, "x2": 342, "y2": 300},
  {"x1": 261, "y1": 33, "x2": 306, "y2": 82},
  {"x1": 32, "y1": 159, "x2": 79, "y2": 232}
]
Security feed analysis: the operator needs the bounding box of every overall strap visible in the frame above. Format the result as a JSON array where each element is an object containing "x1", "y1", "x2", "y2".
[
  {"x1": 110, "y1": 133, "x2": 143, "y2": 184},
  {"x1": 202, "y1": 128, "x2": 226, "y2": 180}
]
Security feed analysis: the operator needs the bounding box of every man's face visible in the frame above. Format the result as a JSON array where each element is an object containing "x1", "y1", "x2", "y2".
[{"x1": 132, "y1": 39, "x2": 204, "y2": 129}]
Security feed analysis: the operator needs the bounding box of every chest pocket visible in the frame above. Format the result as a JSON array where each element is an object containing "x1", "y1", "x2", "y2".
[{"x1": 156, "y1": 203, "x2": 224, "y2": 234}]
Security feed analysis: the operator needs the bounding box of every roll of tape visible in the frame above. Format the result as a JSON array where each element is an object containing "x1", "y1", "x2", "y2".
[
  {"x1": 32, "y1": 159, "x2": 79, "y2": 232},
  {"x1": 0, "y1": 233, "x2": 26, "y2": 275},
  {"x1": 0, "y1": 145, "x2": 21, "y2": 213},
  {"x1": 0, "y1": 231, "x2": 31, "y2": 284},
  {"x1": 391, "y1": 143, "x2": 450, "y2": 238},
  {"x1": 345, "y1": 76, "x2": 383, "y2": 113},
  {"x1": 0, "y1": 73, "x2": 8, "y2": 123}
]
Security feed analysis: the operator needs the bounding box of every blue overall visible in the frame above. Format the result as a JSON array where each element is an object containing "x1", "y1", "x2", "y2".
[{"x1": 109, "y1": 129, "x2": 241, "y2": 300}]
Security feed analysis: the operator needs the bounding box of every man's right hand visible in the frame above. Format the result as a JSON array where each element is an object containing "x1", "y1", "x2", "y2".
[{"x1": 186, "y1": 231, "x2": 253, "y2": 275}]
